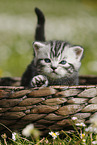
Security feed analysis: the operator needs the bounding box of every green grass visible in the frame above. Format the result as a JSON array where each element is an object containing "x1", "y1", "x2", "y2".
[
  {"x1": 0, "y1": 0, "x2": 97, "y2": 77},
  {"x1": 0, "y1": 120, "x2": 97, "y2": 145}
]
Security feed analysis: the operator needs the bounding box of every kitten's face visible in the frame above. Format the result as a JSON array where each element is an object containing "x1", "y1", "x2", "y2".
[{"x1": 33, "y1": 41, "x2": 83, "y2": 79}]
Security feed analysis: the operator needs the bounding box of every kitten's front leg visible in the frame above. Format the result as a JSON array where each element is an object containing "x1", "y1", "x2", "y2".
[{"x1": 31, "y1": 75, "x2": 48, "y2": 88}]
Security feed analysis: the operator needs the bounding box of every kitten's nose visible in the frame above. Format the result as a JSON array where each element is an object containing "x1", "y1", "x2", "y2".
[{"x1": 51, "y1": 66, "x2": 57, "y2": 70}]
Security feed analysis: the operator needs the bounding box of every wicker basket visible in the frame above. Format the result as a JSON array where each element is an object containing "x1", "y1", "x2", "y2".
[{"x1": 0, "y1": 75, "x2": 97, "y2": 135}]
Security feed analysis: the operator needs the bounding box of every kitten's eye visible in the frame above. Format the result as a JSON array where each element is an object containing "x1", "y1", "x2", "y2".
[
  {"x1": 60, "y1": 60, "x2": 67, "y2": 65},
  {"x1": 44, "y1": 58, "x2": 51, "y2": 63}
]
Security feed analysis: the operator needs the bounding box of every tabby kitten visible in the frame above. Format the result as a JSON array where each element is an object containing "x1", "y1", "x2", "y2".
[{"x1": 21, "y1": 8, "x2": 83, "y2": 87}]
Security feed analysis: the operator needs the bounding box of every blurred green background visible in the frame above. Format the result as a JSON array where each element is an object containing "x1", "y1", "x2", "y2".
[{"x1": 0, "y1": 0, "x2": 97, "y2": 77}]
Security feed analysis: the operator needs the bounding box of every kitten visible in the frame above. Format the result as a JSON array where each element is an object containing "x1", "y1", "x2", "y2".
[{"x1": 21, "y1": 8, "x2": 84, "y2": 87}]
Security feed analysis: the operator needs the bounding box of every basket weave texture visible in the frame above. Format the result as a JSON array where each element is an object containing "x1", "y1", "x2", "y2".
[{"x1": 0, "y1": 76, "x2": 97, "y2": 135}]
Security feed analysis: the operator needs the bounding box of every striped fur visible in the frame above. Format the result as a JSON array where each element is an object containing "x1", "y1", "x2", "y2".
[
  {"x1": 21, "y1": 40, "x2": 83, "y2": 87},
  {"x1": 50, "y1": 41, "x2": 69, "y2": 57},
  {"x1": 32, "y1": 40, "x2": 83, "y2": 86}
]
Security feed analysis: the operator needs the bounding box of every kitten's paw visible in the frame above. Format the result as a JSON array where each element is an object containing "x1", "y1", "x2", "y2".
[{"x1": 31, "y1": 75, "x2": 48, "y2": 88}]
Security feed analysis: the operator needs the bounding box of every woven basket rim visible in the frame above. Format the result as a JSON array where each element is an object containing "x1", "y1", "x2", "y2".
[
  {"x1": 0, "y1": 85, "x2": 97, "y2": 89},
  {"x1": 0, "y1": 75, "x2": 97, "y2": 89}
]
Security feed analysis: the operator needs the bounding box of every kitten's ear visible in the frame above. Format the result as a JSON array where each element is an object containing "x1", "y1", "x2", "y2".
[
  {"x1": 72, "y1": 46, "x2": 84, "y2": 61},
  {"x1": 32, "y1": 41, "x2": 45, "y2": 55},
  {"x1": 33, "y1": 41, "x2": 45, "y2": 50}
]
